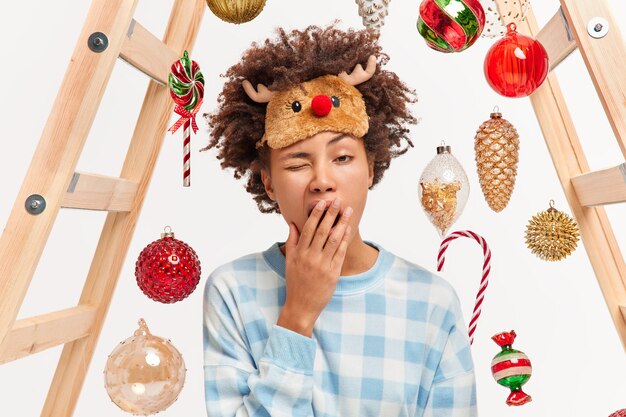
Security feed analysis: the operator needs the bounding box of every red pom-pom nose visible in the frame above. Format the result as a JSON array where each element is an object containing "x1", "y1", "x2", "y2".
[{"x1": 311, "y1": 95, "x2": 332, "y2": 117}]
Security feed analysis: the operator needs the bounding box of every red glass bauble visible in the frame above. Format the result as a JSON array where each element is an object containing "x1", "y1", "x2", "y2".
[
  {"x1": 610, "y1": 410, "x2": 626, "y2": 417},
  {"x1": 484, "y1": 23, "x2": 549, "y2": 97},
  {"x1": 135, "y1": 227, "x2": 201, "y2": 303}
]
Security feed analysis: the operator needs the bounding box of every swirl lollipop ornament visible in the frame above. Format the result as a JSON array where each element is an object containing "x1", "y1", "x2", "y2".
[{"x1": 168, "y1": 50, "x2": 205, "y2": 187}]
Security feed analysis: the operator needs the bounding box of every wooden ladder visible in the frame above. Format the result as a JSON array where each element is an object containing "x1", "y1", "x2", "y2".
[
  {"x1": 0, "y1": 0, "x2": 205, "y2": 415},
  {"x1": 494, "y1": 0, "x2": 626, "y2": 352}
]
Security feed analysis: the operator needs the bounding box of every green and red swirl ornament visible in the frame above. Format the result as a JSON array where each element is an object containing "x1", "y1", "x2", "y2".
[
  {"x1": 491, "y1": 330, "x2": 532, "y2": 406},
  {"x1": 168, "y1": 50, "x2": 204, "y2": 187},
  {"x1": 417, "y1": 0, "x2": 485, "y2": 53}
]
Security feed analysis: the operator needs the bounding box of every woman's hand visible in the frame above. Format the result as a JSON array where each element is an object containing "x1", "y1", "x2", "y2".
[{"x1": 277, "y1": 198, "x2": 353, "y2": 337}]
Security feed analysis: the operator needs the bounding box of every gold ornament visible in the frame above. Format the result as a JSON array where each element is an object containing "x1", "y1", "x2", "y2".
[
  {"x1": 525, "y1": 200, "x2": 580, "y2": 261},
  {"x1": 420, "y1": 178, "x2": 461, "y2": 236},
  {"x1": 474, "y1": 108, "x2": 520, "y2": 212},
  {"x1": 104, "y1": 319, "x2": 186, "y2": 415},
  {"x1": 206, "y1": 0, "x2": 266, "y2": 24}
]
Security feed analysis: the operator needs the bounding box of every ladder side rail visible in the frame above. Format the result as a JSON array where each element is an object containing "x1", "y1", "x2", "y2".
[
  {"x1": 493, "y1": 0, "x2": 626, "y2": 352},
  {"x1": 0, "y1": 0, "x2": 140, "y2": 356},
  {"x1": 41, "y1": 1, "x2": 205, "y2": 416}
]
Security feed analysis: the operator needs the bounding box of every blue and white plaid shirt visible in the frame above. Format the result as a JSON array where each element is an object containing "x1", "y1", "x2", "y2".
[{"x1": 203, "y1": 241, "x2": 477, "y2": 416}]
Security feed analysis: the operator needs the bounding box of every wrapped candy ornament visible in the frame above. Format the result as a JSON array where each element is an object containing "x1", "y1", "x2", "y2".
[
  {"x1": 135, "y1": 226, "x2": 201, "y2": 303},
  {"x1": 104, "y1": 319, "x2": 186, "y2": 415},
  {"x1": 416, "y1": 0, "x2": 485, "y2": 53},
  {"x1": 491, "y1": 330, "x2": 532, "y2": 406},
  {"x1": 419, "y1": 143, "x2": 469, "y2": 237}
]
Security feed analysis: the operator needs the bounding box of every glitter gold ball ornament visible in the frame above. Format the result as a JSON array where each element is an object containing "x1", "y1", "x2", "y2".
[
  {"x1": 104, "y1": 319, "x2": 186, "y2": 415},
  {"x1": 206, "y1": 0, "x2": 266, "y2": 24},
  {"x1": 474, "y1": 108, "x2": 519, "y2": 212},
  {"x1": 525, "y1": 200, "x2": 580, "y2": 261}
]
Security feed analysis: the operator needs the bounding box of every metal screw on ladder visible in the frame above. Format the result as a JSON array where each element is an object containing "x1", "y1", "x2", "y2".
[
  {"x1": 88, "y1": 32, "x2": 109, "y2": 52},
  {"x1": 587, "y1": 17, "x2": 609, "y2": 39},
  {"x1": 25, "y1": 194, "x2": 46, "y2": 215}
]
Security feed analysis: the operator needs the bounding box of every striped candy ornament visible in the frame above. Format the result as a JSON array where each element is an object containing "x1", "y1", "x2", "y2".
[
  {"x1": 168, "y1": 50, "x2": 204, "y2": 187},
  {"x1": 437, "y1": 230, "x2": 491, "y2": 345},
  {"x1": 491, "y1": 330, "x2": 532, "y2": 406},
  {"x1": 417, "y1": 0, "x2": 485, "y2": 53}
]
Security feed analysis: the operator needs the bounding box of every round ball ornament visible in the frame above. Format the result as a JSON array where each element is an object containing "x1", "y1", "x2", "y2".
[
  {"x1": 135, "y1": 226, "x2": 201, "y2": 303},
  {"x1": 610, "y1": 410, "x2": 626, "y2": 417},
  {"x1": 474, "y1": 108, "x2": 520, "y2": 212},
  {"x1": 416, "y1": 0, "x2": 485, "y2": 53},
  {"x1": 491, "y1": 330, "x2": 532, "y2": 406},
  {"x1": 484, "y1": 23, "x2": 549, "y2": 97},
  {"x1": 206, "y1": 0, "x2": 266, "y2": 24},
  {"x1": 525, "y1": 200, "x2": 579, "y2": 261},
  {"x1": 104, "y1": 319, "x2": 186, "y2": 415},
  {"x1": 419, "y1": 143, "x2": 470, "y2": 237}
]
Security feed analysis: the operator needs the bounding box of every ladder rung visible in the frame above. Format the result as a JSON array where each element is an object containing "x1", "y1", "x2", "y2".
[
  {"x1": 571, "y1": 163, "x2": 626, "y2": 206},
  {"x1": 537, "y1": 7, "x2": 578, "y2": 71},
  {"x1": 61, "y1": 171, "x2": 138, "y2": 212},
  {"x1": 0, "y1": 305, "x2": 96, "y2": 365},
  {"x1": 119, "y1": 19, "x2": 179, "y2": 85}
]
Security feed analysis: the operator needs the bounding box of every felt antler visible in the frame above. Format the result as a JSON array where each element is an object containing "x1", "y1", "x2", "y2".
[
  {"x1": 338, "y1": 55, "x2": 377, "y2": 86},
  {"x1": 242, "y1": 80, "x2": 274, "y2": 103}
]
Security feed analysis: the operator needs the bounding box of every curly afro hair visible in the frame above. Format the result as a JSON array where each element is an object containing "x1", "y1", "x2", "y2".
[{"x1": 202, "y1": 23, "x2": 417, "y2": 214}]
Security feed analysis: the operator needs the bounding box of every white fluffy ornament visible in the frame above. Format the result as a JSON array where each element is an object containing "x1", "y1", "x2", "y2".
[{"x1": 355, "y1": 0, "x2": 391, "y2": 32}]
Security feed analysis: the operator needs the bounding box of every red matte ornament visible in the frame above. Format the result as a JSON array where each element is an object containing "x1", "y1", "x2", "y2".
[
  {"x1": 311, "y1": 95, "x2": 332, "y2": 117},
  {"x1": 484, "y1": 23, "x2": 549, "y2": 97},
  {"x1": 135, "y1": 226, "x2": 201, "y2": 303}
]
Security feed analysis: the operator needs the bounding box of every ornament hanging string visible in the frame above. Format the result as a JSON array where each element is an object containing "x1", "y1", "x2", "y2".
[{"x1": 437, "y1": 230, "x2": 491, "y2": 345}]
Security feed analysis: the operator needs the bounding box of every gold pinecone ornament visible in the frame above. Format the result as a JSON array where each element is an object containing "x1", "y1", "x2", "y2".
[
  {"x1": 525, "y1": 200, "x2": 580, "y2": 261},
  {"x1": 474, "y1": 109, "x2": 520, "y2": 212}
]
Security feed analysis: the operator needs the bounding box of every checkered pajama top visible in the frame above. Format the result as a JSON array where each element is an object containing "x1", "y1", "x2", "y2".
[{"x1": 203, "y1": 241, "x2": 477, "y2": 416}]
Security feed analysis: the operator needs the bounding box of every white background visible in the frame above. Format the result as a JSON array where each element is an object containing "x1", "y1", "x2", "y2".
[{"x1": 0, "y1": 0, "x2": 625, "y2": 416}]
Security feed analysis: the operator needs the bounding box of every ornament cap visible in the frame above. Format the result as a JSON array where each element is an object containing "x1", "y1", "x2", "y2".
[
  {"x1": 437, "y1": 145, "x2": 452, "y2": 154},
  {"x1": 161, "y1": 225, "x2": 175, "y2": 239}
]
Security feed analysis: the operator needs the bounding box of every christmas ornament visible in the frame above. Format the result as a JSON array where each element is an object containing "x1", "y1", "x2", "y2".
[
  {"x1": 437, "y1": 230, "x2": 491, "y2": 345},
  {"x1": 355, "y1": 0, "x2": 391, "y2": 32},
  {"x1": 481, "y1": 0, "x2": 529, "y2": 38},
  {"x1": 491, "y1": 330, "x2": 532, "y2": 406},
  {"x1": 525, "y1": 200, "x2": 579, "y2": 261},
  {"x1": 135, "y1": 226, "x2": 201, "y2": 303},
  {"x1": 416, "y1": 0, "x2": 485, "y2": 53},
  {"x1": 610, "y1": 410, "x2": 626, "y2": 417},
  {"x1": 484, "y1": 23, "x2": 549, "y2": 97},
  {"x1": 419, "y1": 143, "x2": 470, "y2": 237},
  {"x1": 168, "y1": 50, "x2": 204, "y2": 187},
  {"x1": 206, "y1": 0, "x2": 266, "y2": 24},
  {"x1": 474, "y1": 107, "x2": 520, "y2": 212},
  {"x1": 104, "y1": 319, "x2": 186, "y2": 415}
]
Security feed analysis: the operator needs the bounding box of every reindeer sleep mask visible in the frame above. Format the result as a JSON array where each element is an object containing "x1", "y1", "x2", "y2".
[{"x1": 242, "y1": 55, "x2": 377, "y2": 150}]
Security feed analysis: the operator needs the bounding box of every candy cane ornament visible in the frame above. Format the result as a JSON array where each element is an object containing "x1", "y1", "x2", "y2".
[
  {"x1": 437, "y1": 230, "x2": 491, "y2": 345},
  {"x1": 168, "y1": 51, "x2": 204, "y2": 187}
]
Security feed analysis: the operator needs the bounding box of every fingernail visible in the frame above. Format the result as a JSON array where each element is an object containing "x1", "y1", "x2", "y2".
[
  {"x1": 316, "y1": 200, "x2": 326, "y2": 209},
  {"x1": 332, "y1": 197, "x2": 340, "y2": 207},
  {"x1": 344, "y1": 207, "x2": 353, "y2": 217}
]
